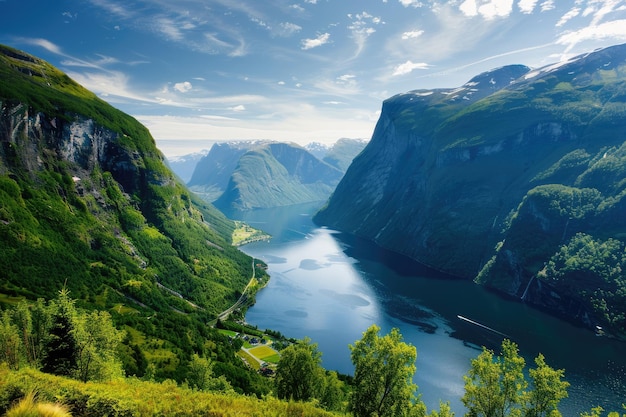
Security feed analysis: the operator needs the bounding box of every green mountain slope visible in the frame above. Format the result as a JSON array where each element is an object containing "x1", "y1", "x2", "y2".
[
  {"x1": 315, "y1": 44, "x2": 626, "y2": 337},
  {"x1": 190, "y1": 141, "x2": 345, "y2": 211},
  {"x1": 0, "y1": 44, "x2": 269, "y2": 390}
]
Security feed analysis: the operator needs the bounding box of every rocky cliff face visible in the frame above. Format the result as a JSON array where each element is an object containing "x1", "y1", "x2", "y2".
[
  {"x1": 315, "y1": 44, "x2": 626, "y2": 336},
  {"x1": 0, "y1": 44, "x2": 251, "y2": 316},
  {"x1": 1, "y1": 103, "x2": 146, "y2": 194}
]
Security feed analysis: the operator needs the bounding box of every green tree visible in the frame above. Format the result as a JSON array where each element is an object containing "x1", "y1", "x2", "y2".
[
  {"x1": 275, "y1": 337, "x2": 324, "y2": 402},
  {"x1": 462, "y1": 339, "x2": 526, "y2": 417},
  {"x1": 524, "y1": 354, "x2": 569, "y2": 417},
  {"x1": 74, "y1": 309, "x2": 124, "y2": 382},
  {"x1": 349, "y1": 324, "x2": 420, "y2": 417},
  {"x1": 319, "y1": 370, "x2": 346, "y2": 412},
  {"x1": 429, "y1": 401, "x2": 455, "y2": 417},
  {"x1": 0, "y1": 311, "x2": 21, "y2": 370},
  {"x1": 41, "y1": 290, "x2": 79, "y2": 377}
]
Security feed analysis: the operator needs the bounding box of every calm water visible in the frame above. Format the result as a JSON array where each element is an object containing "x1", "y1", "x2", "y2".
[{"x1": 232, "y1": 202, "x2": 626, "y2": 415}]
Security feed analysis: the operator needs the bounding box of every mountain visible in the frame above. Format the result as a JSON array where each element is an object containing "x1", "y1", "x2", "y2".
[
  {"x1": 314, "y1": 44, "x2": 626, "y2": 337},
  {"x1": 187, "y1": 141, "x2": 259, "y2": 202},
  {"x1": 166, "y1": 149, "x2": 209, "y2": 183},
  {"x1": 0, "y1": 44, "x2": 271, "y2": 390},
  {"x1": 320, "y1": 138, "x2": 368, "y2": 172},
  {"x1": 189, "y1": 141, "x2": 346, "y2": 211}
]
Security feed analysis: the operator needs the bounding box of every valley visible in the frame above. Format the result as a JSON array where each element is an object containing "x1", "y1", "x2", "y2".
[{"x1": 2, "y1": 40, "x2": 626, "y2": 416}]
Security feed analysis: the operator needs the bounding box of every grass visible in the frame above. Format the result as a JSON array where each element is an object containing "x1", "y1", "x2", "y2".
[
  {"x1": 232, "y1": 221, "x2": 271, "y2": 246},
  {"x1": 5, "y1": 391, "x2": 71, "y2": 417},
  {"x1": 237, "y1": 350, "x2": 261, "y2": 371},
  {"x1": 0, "y1": 366, "x2": 339, "y2": 417},
  {"x1": 248, "y1": 345, "x2": 279, "y2": 362}
]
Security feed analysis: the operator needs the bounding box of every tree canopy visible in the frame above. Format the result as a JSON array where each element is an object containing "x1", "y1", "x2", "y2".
[{"x1": 349, "y1": 324, "x2": 422, "y2": 417}]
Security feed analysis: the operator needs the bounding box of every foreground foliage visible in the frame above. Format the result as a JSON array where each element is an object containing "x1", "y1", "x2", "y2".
[
  {"x1": 462, "y1": 340, "x2": 569, "y2": 417},
  {"x1": 0, "y1": 365, "x2": 337, "y2": 417},
  {"x1": 350, "y1": 325, "x2": 423, "y2": 417}
]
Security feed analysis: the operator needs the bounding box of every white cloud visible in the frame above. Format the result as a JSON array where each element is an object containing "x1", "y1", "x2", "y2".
[
  {"x1": 517, "y1": 0, "x2": 538, "y2": 14},
  {"x1": 336, "y1": 74, "x2": 358, "y2": 88},
  {"x1": 459, "y1": 0, "x2": 478, "y2": 16},
  {"x1": 556, "y1": 7, "x2": 581, "y2": 27},
  {"x1": 278, "y1": 22, "x2": 302, "y2": 37},
  {"x1": 337, "y1": 74, "x2": 356, "y2": 82},
  {"x1": 540, "y1": 0, "x2": 555, "y2": 12},
  {"x1": 20, "y1": 38, "x2": 63, "y2": 55},
  {"x1": 301, "y1": 33, "x2": 331, "y2": 50},
  {"x1": 557, "y1": 19, "x2": 626, "y2": 51},
  {"x1": 88, "y1": 0, "x2": 133, "y2": 19},
  {"x1": 66, "y1": 70, "x2": 154, "y2": 104},
  {"x1": 399, "y1": 0, "x2": 424, "y2": 7},
  {"x1": 156, "y1": 17, "x2": 184, "y2": 41},
  {"x1": 347, "y1": 11, "x2": 384, "y2": 59},
  {"x1": 392, "y1": 60, "x2": 430, "y2": 76},
  {"x1": 174, "y1": 81, "x2": 192, "y2": 93},
  {"x1": 230, "y1": 105, "x2": 246, "y2": 112},
  {"x1": 460, "y1": 0, "x2": 514, "y2": 19},
  {"x1": 402, "y1": 30, "x2": 424, "y2": 39}
]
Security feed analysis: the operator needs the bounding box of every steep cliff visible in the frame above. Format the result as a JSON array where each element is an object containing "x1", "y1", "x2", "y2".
[{"x1": 315, "y1": 44, "x2": 626, "y2": 336}]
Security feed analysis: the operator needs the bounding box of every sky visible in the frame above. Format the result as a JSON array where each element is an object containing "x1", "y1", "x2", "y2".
[{"x1": 2, "y1": 0, "x2": 626, "y2": 157}]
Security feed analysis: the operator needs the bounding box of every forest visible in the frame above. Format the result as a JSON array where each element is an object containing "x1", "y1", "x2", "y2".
[{"x1": 1, "y1": 291, "x2": 624, "y2": 417}]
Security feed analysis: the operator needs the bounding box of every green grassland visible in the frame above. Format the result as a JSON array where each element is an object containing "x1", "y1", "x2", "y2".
[{"x1": 0, "y1": 366, "x2": 337, "y2": 417}]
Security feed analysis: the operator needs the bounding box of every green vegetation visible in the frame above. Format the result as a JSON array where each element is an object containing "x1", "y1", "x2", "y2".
[
  {"x1": 349, "y1": 325, "x2": 424, "y2": 417},
  {"x1": 462, "y1": 339, "x2": 569, "y2": 417},
  {"x1": 1, "y1": 296, "x2": 624, "y2": 417},
  {"x1": 0, "y1": 365, "x2": 336, "y2": 417},
  {"x1": 0, "y1": 44, "x2": 271, "y2": 394},
  {"x1": 213, "y1": 143, "x2": 343, "y2": 211},
  {"x1": 539, "y1": 233, "x2": 626, "y2": 334},
  {"x1": 232, "y1": 221, "x2": 271, "y2": 246}
]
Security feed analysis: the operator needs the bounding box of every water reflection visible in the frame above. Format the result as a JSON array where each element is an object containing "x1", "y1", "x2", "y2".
[{"x1": 232, "y1": 202, "x2": 626, "y2": 415}]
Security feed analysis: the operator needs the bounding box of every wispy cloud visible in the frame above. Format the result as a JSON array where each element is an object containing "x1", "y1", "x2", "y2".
[
  {"x1": 557, "y1": 19, "x2": 626, "y2": 52},
  {"x1": 88, "y1": 0, "x2": 134, "y2": 19},
  {"x1": 19, "y1": 38, "x2": 63, "y2": 55},
  {"x1": 556, "y1": 7, "x2": 581, "y2": 27},
  {"x1": 66, "y1": 70, "x2": 152, "y2": 103},
  {"x1": 301, "y1": 33, "x2": 331, "y2": 50},
  {"x1": 402, "y1": 30, "x2": 424, "y2": 40},
  {"x1": 277, "y1": 22, "x2": 302, "y2": 37},
  {"x1": 347, "y1": 11, "x2": 384, "y2": 58},
  {"x1": 392, "y1": 60, "x2": 430, "y2": 76}
]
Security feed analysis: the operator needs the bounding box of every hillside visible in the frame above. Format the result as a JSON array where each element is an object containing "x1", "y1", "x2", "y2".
[
  {"x1": 189, "y1": 141, "x2": 346, "y2": 211},
  {"x1": 314, "y1": 43, "x2": 626, "y2": 337},
  {"x1": 0, "y1": 44, "x2": 270, "y2": 390}
]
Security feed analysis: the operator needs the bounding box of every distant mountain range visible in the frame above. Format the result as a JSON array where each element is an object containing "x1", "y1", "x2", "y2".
[
  {"x1": 165, "y1": 149, "x2": 209, "y2": 183},
  {"x1": 315, "y1": 43, "x2": 626, "y2": 337},
  {"x1": 186, "y1": 139, "x2": 366, "y2": 211}
]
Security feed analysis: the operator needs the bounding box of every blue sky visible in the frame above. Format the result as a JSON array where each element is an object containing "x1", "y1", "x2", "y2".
[{"x1": 2, "y1": 0, "x2": 626, "y2": 157}]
